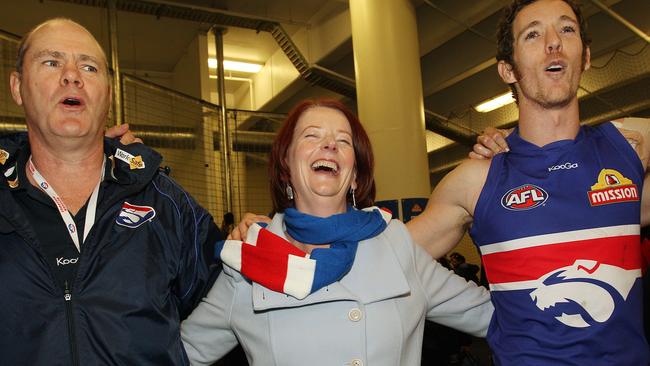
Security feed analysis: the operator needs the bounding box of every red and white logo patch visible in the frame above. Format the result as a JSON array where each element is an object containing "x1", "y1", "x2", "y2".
[
  {"x1": 501, "y1": 184, "x2": 548, "y2": 211},
  {"x1": 588, "y1": 169, "x2": 638, "y2": 206},
  {"x1": 116, "y1": 202, "x2": 156, "y2": 228}
]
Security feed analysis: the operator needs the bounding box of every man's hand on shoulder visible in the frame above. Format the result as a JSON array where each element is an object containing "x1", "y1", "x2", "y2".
[
  {"x1": 105, "y1": 123, "x2": 143, "y2": 145},
  {"x1": 613, "y1": 118, "x2": 650, "y2": 227},
  {"x1": 613, "y1": 117, "x2": 650, "y2": 170},
  {"x1": 229, "y1": 213, "x2": 272, "y2": 241},
  {"x1": 469, "y1": 126, "x2": 512, "y2": 160}
]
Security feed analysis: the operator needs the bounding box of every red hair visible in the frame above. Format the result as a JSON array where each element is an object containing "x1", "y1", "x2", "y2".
[{"x1": 269, "y1": 99, "x2": 376, "y2": 213}]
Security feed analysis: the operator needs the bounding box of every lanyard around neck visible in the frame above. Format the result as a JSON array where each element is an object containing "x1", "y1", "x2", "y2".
[{"x1": 27, "y1": 155, "x2": 106, "y2": 253}]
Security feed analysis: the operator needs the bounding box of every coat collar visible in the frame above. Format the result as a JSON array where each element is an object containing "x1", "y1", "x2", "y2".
[
  {"x1": 252, "y1": 213, "x2": 411, "y2": 311},
  {"x1": 0, "y1": 133, "x2": 162, "y2": 234},
  {"x1": 102, "y1": 136, "x2": 162, "y2": 187},
  {"x1": 0, "y1": 133, "x2": 161, "y2": 191}
]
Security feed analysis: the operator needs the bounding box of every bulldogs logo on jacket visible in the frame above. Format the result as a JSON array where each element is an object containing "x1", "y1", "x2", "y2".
[{"x1": 116, "y1": 202, "x2": 156, "y2": 228}]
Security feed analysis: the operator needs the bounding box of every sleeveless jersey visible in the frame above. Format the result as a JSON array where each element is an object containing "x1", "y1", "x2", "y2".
[{"x1": 470, "y1": 122, "x2": 649, "y2": 365}]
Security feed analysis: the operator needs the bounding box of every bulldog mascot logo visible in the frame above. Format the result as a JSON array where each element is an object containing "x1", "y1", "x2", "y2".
[{"x1": 529, "y1": 259, "x2": 637, "y2": 328}]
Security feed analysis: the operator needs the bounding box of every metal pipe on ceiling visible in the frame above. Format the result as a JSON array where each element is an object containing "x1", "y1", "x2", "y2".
[
  {"x1": 0, "y1": 29, "x2": 20, "y2": 42},
  {"x1": 213, "y1": 26, "x2": 233, "y2": 213},
  {"x1": 589, "y1": 0, "x2": 650, "y2": 44},
  {"x1": 422, "y1": 0, "x2": 494, "y2": 44},
  {"x1": 108, "y1": 0, "x2": 124, "y2": 125},
  {"x1": 49, "y1": 0, "x2": 475, "y2": 146},
  {"x1": 0, "y1": 116, "x2": 278, "y2": 153}
]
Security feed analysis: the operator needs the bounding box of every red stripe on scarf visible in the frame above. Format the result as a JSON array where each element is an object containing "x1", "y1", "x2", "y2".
[{"x1": 241, "y1": 228, "x2": 308, "y2": 293}]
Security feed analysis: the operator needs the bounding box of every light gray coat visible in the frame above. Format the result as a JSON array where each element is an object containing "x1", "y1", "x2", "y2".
[{"x1": 181, "y1": 214, "x2": 493, "y2": 366}]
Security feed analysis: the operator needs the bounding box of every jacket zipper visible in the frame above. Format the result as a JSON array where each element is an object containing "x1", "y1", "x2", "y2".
[{"x1": 64, "y1": 281, "x2": 80, "y2": 366}]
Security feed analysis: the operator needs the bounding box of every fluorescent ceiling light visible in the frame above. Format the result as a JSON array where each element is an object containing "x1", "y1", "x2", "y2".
[
  {"x1": 474, "y1": 92, "x2": 515, "y2": 113},
  {"x1": 208, "y1": 59, "x2": 263, "y2": 73}
]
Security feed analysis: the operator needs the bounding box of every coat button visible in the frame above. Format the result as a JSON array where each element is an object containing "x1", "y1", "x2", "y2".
[
  {"x1": 351, "y1": 359, "x2": 363, "y2": 366},
  {"x1": 348, "y1": 308, "x2": 362, "y2": 322}
]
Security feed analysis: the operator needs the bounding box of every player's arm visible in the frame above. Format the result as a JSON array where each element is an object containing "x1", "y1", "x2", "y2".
[{"x1": 406, "y1": 159, "x2": 490, "y2": 259}]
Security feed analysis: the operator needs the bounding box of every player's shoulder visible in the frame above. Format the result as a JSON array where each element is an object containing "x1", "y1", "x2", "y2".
[
  {"x1": 454, "y1": 158, "x2": 492, "y2": 181},
  {"x1": 435, "y1": 158, "x2": 491, "y2": 207}
]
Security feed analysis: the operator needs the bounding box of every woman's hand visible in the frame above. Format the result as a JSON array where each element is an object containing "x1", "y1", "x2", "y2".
[
  {"x1": 105, "y1": 123, "x2": 143, "y2": 145},
  {"x1": 468, "y1": 126, "x2": 511, "y2": 160},
  {"x1": 229, "y1": 213, "x2": 272, "y2": 241}
]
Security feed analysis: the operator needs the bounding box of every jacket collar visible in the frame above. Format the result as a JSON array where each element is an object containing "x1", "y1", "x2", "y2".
[
  {"x1": 102, "y1": 136, "x2": 162, "y2": 187},
  {"x1": 252, "y1": 214, "x2": 410, "y2": 310},
  {"x1": 0, "y1": 132, "x2": 162, "y2": 191}
]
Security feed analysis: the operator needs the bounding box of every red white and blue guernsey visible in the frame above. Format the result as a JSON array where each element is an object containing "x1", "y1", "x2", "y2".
[{"x1": 470, "y1": 122, "x2": 650, "y2": 365}]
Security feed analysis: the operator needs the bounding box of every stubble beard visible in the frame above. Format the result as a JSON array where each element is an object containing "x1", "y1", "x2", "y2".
[
  {"x1": 513, "y1": 67, "x2": 578, "y2": 110},
  {"x1": 511, "y1": 53, "x2": 587, "y2": 110}
]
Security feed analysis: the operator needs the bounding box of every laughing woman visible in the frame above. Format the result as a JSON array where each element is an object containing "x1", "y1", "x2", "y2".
[{"x1": 181, "y1": 99, "x2": 493, "y2": 366}]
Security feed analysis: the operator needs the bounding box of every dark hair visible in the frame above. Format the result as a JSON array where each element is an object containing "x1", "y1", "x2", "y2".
[
  {"x1": 15, "y1": 35, "x2": 28, "y2": 74},
  {"x1": 268, "y1": 99, "x2": 376, "y2": 213},
  {"x1": 495, "y1": 0, "x2": 591, "y2": 102},
  {"x1": 223, "y1": 212, "x2": 234, "y2": 225}
]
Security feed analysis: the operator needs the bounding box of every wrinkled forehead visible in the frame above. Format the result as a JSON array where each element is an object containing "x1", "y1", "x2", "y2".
[
  {"x1": 25, "y1": 20, "x2": 107, "y2": 65},
  {"x1": 295, "y1": 106, "x2": 353, "y2": 132}
]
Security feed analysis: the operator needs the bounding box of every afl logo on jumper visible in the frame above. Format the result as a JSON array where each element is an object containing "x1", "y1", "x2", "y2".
[
  {"x1": 116, "y1": 202, "x2": 156, "y2": 228},
  {"x1": 501, "y1": 184, "x2": 549, "y2": 211},
  {"x1": 588, "y1": 169, "x2": 638, "y2": 206}
]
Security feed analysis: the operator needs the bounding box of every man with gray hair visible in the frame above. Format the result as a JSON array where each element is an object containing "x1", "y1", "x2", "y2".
[{"x1": 0, "y1": 18, "x2": 219, "y2": 365}]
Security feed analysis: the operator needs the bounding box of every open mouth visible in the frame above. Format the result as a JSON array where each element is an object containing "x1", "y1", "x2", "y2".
[
  {"x1": 311, "y1": 160, "x2": 339, "y2": 175},
  {"x1": 545, "y1": 62, "x2": 565, "y2": 73},
  {"x1": 61, "y1": 97, "x2": 82, "y2": 106}
]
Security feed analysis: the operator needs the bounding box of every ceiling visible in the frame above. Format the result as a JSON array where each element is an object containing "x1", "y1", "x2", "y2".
[{"x1": 0, "y1": 0, "x2": 648, "y2": 177}]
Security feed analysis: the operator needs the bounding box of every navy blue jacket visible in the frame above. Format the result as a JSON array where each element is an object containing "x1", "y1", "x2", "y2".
[{"x1": 0, "y1": 133, "x2": 218, "y2": 365}]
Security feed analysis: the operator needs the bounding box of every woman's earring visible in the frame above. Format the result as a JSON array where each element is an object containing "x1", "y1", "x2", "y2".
[
  {"x1": 351, "y1": 187, "x2": 357, "y2": 208},
  {"x1": 286, "y1": 185, "x2": 294, "y2": 200}
]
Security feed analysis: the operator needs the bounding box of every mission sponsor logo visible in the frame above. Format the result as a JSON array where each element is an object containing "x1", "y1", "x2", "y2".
[
  {"x1": 501, "y1": 184, "x2": 548, "y2": 211},
  {"x1": 116, "y1": 202, "x2": 156, "y2": 228},
  {"x1": 588, "y1": 169, "x2": 638, "y2": 206}
]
